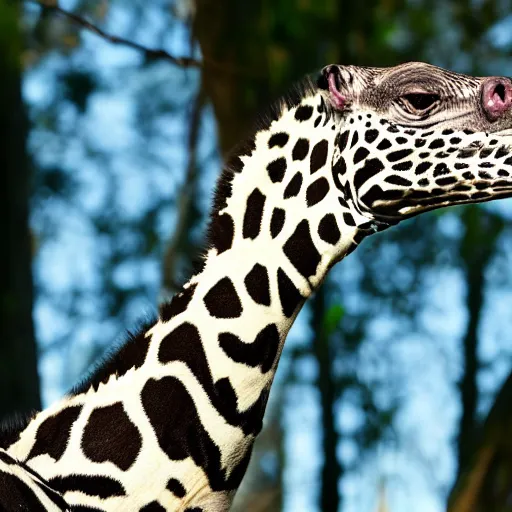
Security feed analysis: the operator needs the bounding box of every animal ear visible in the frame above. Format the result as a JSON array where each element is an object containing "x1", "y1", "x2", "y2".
[{"x1": 318, "y1": 65, "x2": 348, "y2": 111}]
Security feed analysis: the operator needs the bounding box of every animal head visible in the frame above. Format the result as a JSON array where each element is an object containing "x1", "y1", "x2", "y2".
[{"x1": 318, "y1": 61, "x2": 512, "y2": 222}]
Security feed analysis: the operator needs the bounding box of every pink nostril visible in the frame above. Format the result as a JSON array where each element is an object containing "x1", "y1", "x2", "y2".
[
  {"x1": 482, "y1": 78, "x2": 512, "y2": 121},
  {"x1": 492, "y1": 84, "x2": 506, "y2": 105}
]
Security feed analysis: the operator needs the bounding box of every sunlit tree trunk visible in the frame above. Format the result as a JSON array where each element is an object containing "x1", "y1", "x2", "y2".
[
  {"x1": 448, "y1": 373, "x2": 512, "y2": 512},
  {"x1": 0, "y1": 0, "x2": 41, "y2": 418}
]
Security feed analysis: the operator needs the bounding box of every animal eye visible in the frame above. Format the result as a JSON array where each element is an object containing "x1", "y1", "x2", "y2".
[{"x1": 401, "y1": 93, "x2": 440, "y2": 113}]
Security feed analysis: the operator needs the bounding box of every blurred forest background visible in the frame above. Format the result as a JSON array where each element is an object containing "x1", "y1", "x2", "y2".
[{"x1": 4, "y1": 0, "x2": 512, "y2": 510}]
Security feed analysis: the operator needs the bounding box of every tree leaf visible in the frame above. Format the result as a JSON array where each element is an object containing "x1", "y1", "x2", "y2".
[{"x1": 323, "y1": 303, "x2": 345, "y2": 336}]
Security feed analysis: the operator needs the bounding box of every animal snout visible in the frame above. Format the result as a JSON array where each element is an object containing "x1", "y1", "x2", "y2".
[{"x1": 481, "y1": 77, "x2": 512, "y2": 121}]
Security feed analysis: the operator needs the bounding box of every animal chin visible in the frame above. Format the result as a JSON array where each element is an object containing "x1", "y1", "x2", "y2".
[
  {"x1": 495, "y1": 129, "x2": 512, "y2": 137},
  {"x1": 391, "y1": 186, "x2": 512, "y2": 217}
]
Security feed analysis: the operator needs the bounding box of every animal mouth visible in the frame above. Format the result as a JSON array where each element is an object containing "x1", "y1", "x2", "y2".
[
  {"x1": 495, "y1": 128, "x2": 512, "y2": 136},
  {"x1": 372, "y1": 183, "x2": 512, "y2": 219}
]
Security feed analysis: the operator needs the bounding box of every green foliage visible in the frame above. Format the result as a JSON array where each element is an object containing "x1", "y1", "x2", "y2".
[
  {"x1": 323, "y1": 303, "x2": 345, "y2": 337},
  {"x1": 0, "y1": 0, "x2": 21, "y2": 71}
]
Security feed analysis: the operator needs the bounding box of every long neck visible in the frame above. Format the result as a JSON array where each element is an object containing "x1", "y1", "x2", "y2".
[
  {"x1": 139, "y1": 88, "x2": 367, "y2": 485},
  {"x1": 7, "y1": 85, "x2": 373, "y2": 508},
  {"x1": 189, "y1": 90, "x2": 360, "y2": 403}
]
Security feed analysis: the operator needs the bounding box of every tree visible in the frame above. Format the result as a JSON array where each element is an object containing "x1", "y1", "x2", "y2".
[
  {"x1": 449, "y1": 371, "x2": 512, "y2": 512},
  {"x1": 456, "y1": 208, "x2": 504, "y2": 478},
  {"x1": 0, "y1": 0, "x2": 40, "y2": 419}
]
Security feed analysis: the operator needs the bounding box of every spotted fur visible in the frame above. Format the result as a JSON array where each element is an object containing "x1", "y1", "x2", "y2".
[{"x1": 4, "y1": 61, "x2": 512, "y2": 510}]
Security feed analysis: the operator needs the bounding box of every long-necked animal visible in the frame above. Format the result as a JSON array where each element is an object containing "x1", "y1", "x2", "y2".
[{"x1": 2, "y1": 61, "x2": 512, "y2": 511}]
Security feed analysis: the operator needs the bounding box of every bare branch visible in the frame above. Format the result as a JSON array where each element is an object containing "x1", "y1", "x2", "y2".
[
  {"x1": 26, "y1": 0, "x2": 203, "y2": 68},
  {"x1": 161, "y1": 86, "x2": 205, "y2": 298}
]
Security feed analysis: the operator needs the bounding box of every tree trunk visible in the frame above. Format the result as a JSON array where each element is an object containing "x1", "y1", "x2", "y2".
[
  {"x1": 193, "y1": 0, "x2": 272, "y2": 155},
  {"x1": 448, "y1": 371, "x2": 512, "y2": 512},
  {"x1": 448, "y1": 208, "x2": 504, "y2": 512},
  {"x1": 0, "y1": 0, "x2": 41, "y2": 419},
  {"x1": 457, "y1": 246, "x2": 485, "y2": 476},
  {"x1": 311, "y1": 287, "x2": 342, "y2": 511},
  {"x1": 456, "y1": 207, "x2": 503, "y2": 478}
]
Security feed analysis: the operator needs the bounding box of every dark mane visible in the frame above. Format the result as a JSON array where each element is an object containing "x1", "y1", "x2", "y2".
[
  {"x1": 217, "y1": 75, "x2": 319, "y2": 214},
  {"x1": 200, "y1": 75, "x2": 320, "y2": 269},
  {"x1": 71, "y1": 315, "x2": 157, "y2": 396},
  {"x1": 0, "y1": 318, "x2": 159, "y2": 446},
  {"x1": 261, "y1": 74, "x2": 320, "y2": 131},
  {"x1": 0, "y1": 410, "x2": 35, "y2": 449}
]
